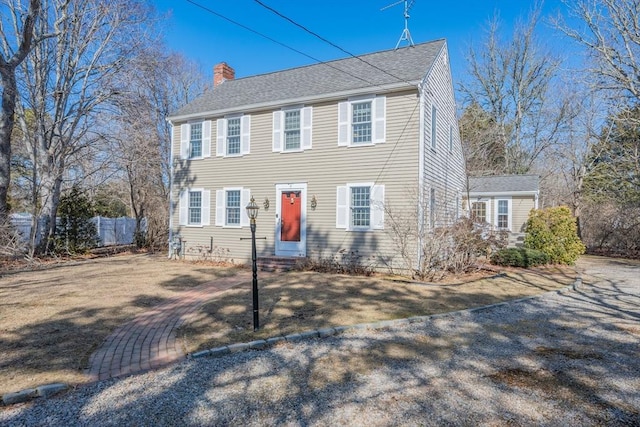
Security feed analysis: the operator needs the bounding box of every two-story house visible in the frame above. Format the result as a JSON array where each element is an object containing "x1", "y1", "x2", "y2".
[{"x1": 167, "y1": 39, "x2": 466, "y2": 272}]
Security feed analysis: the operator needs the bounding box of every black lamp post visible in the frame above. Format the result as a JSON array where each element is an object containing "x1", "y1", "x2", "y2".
[{"x1": 246, "y1": 196, "x2": 260, "y2": 331}]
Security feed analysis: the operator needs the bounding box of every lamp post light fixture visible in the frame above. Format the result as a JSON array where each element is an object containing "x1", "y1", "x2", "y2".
[{"x1": 246, "y1": 196, "x2": 260, "y2": 331}]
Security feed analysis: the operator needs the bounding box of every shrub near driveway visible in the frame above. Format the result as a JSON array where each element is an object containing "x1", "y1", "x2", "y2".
[{"x1": 0, "y1": 253, "x2": 576, "y2": 395}]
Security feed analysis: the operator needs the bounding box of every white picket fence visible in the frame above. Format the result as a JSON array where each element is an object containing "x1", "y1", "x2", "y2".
[{"x1": 9, "y1": 213, "x2": 144, "y2": 247}]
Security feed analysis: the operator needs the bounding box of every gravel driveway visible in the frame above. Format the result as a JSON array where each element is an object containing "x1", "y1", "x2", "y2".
[{"x1": 1, "y1": 256, "x2": 638, "y2": 426}]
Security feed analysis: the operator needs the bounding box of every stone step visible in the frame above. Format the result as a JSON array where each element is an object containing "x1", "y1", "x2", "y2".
[{"x1": 256, "y1": 257, "x2": 303, "y2": 272}]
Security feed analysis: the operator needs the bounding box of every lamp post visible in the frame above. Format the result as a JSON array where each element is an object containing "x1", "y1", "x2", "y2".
[{"x1": 246, "y1": 196, "x2": 260, "y2": 331}]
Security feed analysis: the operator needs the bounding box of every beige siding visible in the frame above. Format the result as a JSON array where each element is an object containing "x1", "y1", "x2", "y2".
[
  {"x1": 512, "y1": 196, "x2": 535, "y2": 233},
  {"x1": 170, "y1": 90, "x2": 421, "y2": 268},
  {"x1": 421, "y1": 45, "x2": 466, "y2": 228}
]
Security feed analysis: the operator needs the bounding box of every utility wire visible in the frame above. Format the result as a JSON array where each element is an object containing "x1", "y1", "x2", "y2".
[
  {"x1": 185, "y1": 0, "x2": 388, "y2": 88},
  {"x1": 253, "y1": 0, "x2": 417, "y2": 88}
]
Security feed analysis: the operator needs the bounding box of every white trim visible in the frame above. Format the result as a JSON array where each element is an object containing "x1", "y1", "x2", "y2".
[
  {"x1": 167, "y1": 82, "x2": 420, "y2": 122},
  {"x1": 417, "y1": 85, "x2": 426, "y2": 268},
  {"x1": 182, "y1": 188, "x2": 206, "y2": 228},
  {"x1": 495, "y1": 197, "x2": 512, "y2": 231},
  {"x1": 275, "y1": 183, "x2": 307, "y2": 257},
  {"x1": 467, "y1": 191, "x2": 538, "y2": 197},
  {"x1": 215, "y1": 187, "x2": 248, "y2": 228},
  {"x1": 338, "y1": 95, "x2": 386, "y2": 148}
]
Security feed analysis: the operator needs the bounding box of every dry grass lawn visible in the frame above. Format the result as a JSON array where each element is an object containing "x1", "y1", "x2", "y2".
[{"x1": 0, "y1": 252, "x2": 577, "y2": 395}]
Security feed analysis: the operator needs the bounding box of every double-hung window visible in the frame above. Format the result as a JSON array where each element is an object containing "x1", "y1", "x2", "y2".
[
  {"x1": 284, "y1": 110, "x2": 301, "y2": 151},
  {"x1": 216, "y1": 115, "x2": 250, "y2": 157},
  {"x1": 179, "y1": 121, "x2": 211, "y2": 160},
  {"x1": 336, "y1": 183, "x2": 385, "y2": 231},
  {"x1": 178, "y1": 188, "x2": 210, "y2": 227},
  {"x1": 338, "y1": 96, "x2": 386, "y2": 147},
  {"x1": 350, "y1": 186, "x2": 371, "y2": 228},
  {"x1": 497, "y1": 199, "x2": 510, "y2": 229},
  {"x1": 189, "y1": 191, "x2": 202, "y2": 225},
  {"x1": 352, "y1": 101, "x2": 372, "y2": 144},
  {"x1": 189, "y1": 123, "x2": 202, "y2": 158},
  {"x1": 431, "y1": 105, "x2": 437, "y2": 150},
  {"x1": 225, "y1": 190, "x2": 241, "y2": 226},
  {"x1": 215, "y1": 188, "x2": 250, "y2": 227},
  {"x1": 226, "y1": 117, "x2": 241, "y2": 155},
  {"x1": 272, "y1": 107, "x2": 312, "y2": 152}
]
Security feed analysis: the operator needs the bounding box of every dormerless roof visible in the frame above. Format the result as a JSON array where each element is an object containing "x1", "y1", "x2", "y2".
[
  {"x1": 169, "y1": 39, "x2": 446, "y2": 121},
  {"x1": 467, "y1": 175, "x2": 540, "y2": 194}
]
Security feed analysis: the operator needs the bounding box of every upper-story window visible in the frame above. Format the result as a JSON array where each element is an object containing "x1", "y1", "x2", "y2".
[
  {"x1": 226, "y1": 117, "x2": 241, "y2": 155},
  {"x1": 284, "y1": 110, "x2": 301, "y2": 150},
  {"x1": 272, "y1": 107, "x2": 312, "y2": 153},
  {"x1": 189, "y1": 123, "x2": 202, "y2": 158},
  {"x1": 216, "y1": 115, "x2": 251, "y2": 157},
  {"x1": 338, "y1": 95, "x2": 386, "y2": 147},
  {"x1": 352, "y1": 101, "x2": 372, "y2": 144},
  {"x1": 179, "y1": 121, "x2": 211, "y2": 160},
  {"x1": 431, "y1": 105, "x2": 437, "y2": 150}
]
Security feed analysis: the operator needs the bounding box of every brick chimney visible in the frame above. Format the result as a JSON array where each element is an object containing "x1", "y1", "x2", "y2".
[{"x1": 213, "y1": 62, "x2": 235, "y2": 87}]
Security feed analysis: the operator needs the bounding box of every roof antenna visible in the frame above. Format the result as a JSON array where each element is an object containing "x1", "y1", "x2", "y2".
[{"x1": 381, "y1": 0, "x2": 416, "y2": 49}]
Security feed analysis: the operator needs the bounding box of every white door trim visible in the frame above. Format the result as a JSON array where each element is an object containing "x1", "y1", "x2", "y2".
[{"x1": 275, "y1": 183, "x2": 307, "y2": 257}]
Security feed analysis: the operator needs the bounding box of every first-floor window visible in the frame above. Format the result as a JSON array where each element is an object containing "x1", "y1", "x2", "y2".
[
  {"x1": 497, "y1": 200, "x2": 509, "y2": 229},
  {"x1": 179, "y1": 188, "x2": 210, "y2": 227},
  {"x1": 336, "y1": 183, "x2": 384, "y2": 231},
  {"x1": 472, "y1": 201, "x2": 487, "y2": 223},
  {"x1": 351, "y1": 186, "x2": 371, "y2": 228},
  {"x1": 226, "y1": 190, "x2": 241, "y2": 225},
  {"x1": 189, "y1": 191, "x2": 202, "y2": 225},
  {"x1": 430, "y1": 188, "x2": 436, "y2": 228}
]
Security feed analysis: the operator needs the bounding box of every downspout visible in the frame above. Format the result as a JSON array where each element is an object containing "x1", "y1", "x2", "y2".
[{"x1": 167, "y1": 119, "x2": 175, "y2": 258}]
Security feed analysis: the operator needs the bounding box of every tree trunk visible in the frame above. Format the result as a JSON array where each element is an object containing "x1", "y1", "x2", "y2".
[{"x1": 0, "y1": 69, "x2": 17, "y2": 220}]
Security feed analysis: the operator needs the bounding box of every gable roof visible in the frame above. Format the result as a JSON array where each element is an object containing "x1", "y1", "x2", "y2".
[
  {"x1": 467, "y1": 175, "x2": 539, "y2": 194},
  {"x1": 168, "y1": 39, "x2": 446, "y2": 121}
]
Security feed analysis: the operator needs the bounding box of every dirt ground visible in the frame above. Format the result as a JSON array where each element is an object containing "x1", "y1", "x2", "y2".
[{"x1": 0, "y1": 252, "x2": 576, "y2": 395}]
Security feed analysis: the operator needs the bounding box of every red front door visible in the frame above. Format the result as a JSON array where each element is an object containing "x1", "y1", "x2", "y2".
[{"x1": 281, "y1": 191, "x2": 301, "y2": 242}]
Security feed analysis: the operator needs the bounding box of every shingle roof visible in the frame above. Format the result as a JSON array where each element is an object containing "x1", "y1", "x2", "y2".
[
  {"x1": 169, "y1": 39, "x2": 446, "y2": 120},
  {"x1": 467, "y1": 175, "x2": 539, "y2": 193}
]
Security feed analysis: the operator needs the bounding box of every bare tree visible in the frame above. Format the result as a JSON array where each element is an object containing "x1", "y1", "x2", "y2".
[
  {"x1": 459, "y1": 7, "x2": 570, "y2": 174},
  {"x1": 556, "y1": 0, "x2": 640, "y2": 106},
  {"x1": 0, "y1": 0, "x2": 41, "y2": 220},
  {"x1": 110, "y1": 49, "x2": 207, "y2": 248},
  {"x1": 13, "y1": 0, "x2": 153, "y2": 253}
]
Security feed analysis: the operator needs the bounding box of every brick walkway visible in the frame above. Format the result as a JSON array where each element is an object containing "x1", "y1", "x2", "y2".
[{"x1": 85, "y1": 271, "x2": 254, "y2": 381}]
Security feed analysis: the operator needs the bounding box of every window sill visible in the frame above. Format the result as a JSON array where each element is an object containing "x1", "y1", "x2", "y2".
[{"x1": 186, "y1": 224, "x2": 204, "y2": 228}]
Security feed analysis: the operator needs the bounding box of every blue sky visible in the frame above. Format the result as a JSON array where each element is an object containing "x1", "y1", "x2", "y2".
[{"x1": 154, "y1": 0, "x2": 571, "y2": 84}]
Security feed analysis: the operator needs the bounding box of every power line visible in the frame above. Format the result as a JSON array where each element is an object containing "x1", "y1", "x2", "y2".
[
  {"x1": 253, "y1": 0, "x2": 416, "y2": 88},
  {"x1": 184, "y1": 0, "x2": 385, "y2": 88}
]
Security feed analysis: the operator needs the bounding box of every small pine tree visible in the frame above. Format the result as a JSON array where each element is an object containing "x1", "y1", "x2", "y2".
[
  {"x1": 54, "y1": 186, "x2": 99, "y2": 254},
  {"x1": 524, "y1": 206, "x2": 585, "y2": 264}
]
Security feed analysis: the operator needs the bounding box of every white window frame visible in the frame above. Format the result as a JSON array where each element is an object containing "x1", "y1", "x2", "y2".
[
  {"x1": 216, "y1": 115, "x2": 251, "y2": 157},
  {"x1": 338, "y1": 95, "x2": 386, "y2": 147},
  {"x1": 495, "y1": 198, "x2": 512, "y2": 231},
  {"x1": 471, "y1": 200, "x2": 488, "y2": 224},
  {"x1": 430, "y1": 188, "x2": 436, "y2": 229},
  {"x1": 215, "y1": 187, "x2": 251, "y2": 228},
  {"x1": 178, "y1": 188, "x2": 210, "y2": 227},
  {"x1": 431, "y1": 104, "x2": 437, "y2": 151},
  {"x1": 180, "y1": 121, "x2": 212, "y2": 160},
  {"x1": 272, "y1": 106, "x2": 312, "y2": 153},
  {"x1": 449, "y1": 124, "x2": 453, "y2": 152},
  {"x1": 336, "y1": 182, "x2": 385, "y2": 231}
]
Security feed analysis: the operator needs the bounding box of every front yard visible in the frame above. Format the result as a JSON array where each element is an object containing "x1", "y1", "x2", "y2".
[{"x1": 0, "y1": 252, "x2": 576, "y2": 395}]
